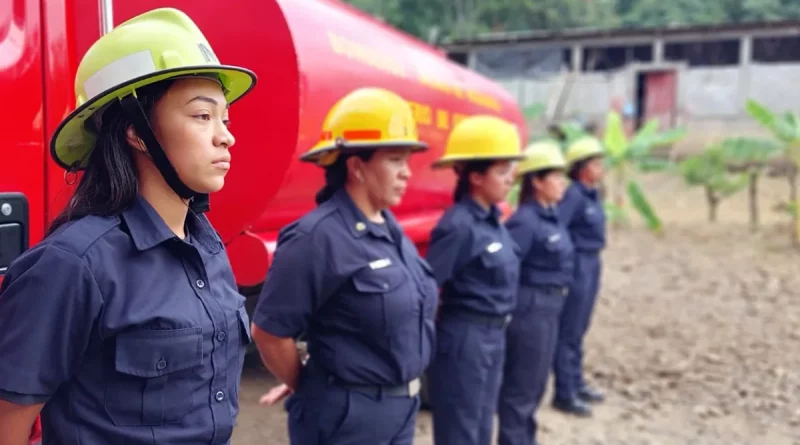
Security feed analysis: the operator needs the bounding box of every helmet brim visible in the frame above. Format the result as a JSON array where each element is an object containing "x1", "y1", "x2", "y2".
[
  {"x1": 300, "y1": 140, "x2": 429, "y2": 166},
  {"x1": 50, "y1": 65, "x2": 257, "y2": 171},
  {"x1": 431, "y1": 153, "x2": 527, "y2": 170}
]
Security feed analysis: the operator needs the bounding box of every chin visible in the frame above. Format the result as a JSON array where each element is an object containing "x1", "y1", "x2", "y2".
[
  {"x1": 385, "y1": 195, "x2": 402, "y2": 208},
  {"x1": 192, "y1": 179, "x2": 225, "y2": 194}
]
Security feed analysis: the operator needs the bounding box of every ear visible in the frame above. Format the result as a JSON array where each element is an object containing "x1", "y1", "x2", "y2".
[
  {"x1": 125, "y1": 125, "x2": 147, "y2": 154},
  {"x1": 468, "y1": 170, "x2": 485, "y2": 189},
  {"x1": 345, "y1": 155, "x2": 364, "y2": 183}
]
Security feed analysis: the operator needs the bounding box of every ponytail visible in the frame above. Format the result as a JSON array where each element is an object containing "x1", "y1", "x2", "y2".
[
  {"x1": 452, "y1": 160, "x2": 494, "y2": 203},
  {"x1": 314, "y1": 150, "x2": 376, "y2": 205},
  {"x1": 518, "y1": 173, "x2": 535, "y2": 207}
]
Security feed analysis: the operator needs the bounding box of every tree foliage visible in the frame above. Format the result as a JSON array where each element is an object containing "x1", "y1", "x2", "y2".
[{"x1": 343, "y1": 0, "x2": 800, "y2": 42}]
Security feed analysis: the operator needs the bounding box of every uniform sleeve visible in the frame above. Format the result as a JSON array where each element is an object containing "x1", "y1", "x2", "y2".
[
  {"x1": 252, "y1": 228, "x2": 332, "y2": 339},
  {"x1": 505, "y1": 209, "x2": 536, "y2": 260},
  {"x1": 425, "y1": 222, "x2": 472, "y2": 287},
  {"x1": 557, "y1": 187, "x2": 583, "y2": 226},
  {"x1": 0, "y1": 244, "x2": 103, "y2": 404}
]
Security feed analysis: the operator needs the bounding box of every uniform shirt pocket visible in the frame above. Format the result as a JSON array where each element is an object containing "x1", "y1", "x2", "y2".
[
  {"x1": 478, "y1": 244, "x2": 518, "y2": 288},
  {"x1": 350, "y1": 265, "x2": 413, "y2": 337},
  {"x1": 105, "y1": 327, "x2": 203, "y2": 426}
]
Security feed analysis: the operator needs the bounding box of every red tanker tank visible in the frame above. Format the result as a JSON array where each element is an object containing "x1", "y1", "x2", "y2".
[{"x1": 40, "y1": 0, "x2": 527, "y2": 290}]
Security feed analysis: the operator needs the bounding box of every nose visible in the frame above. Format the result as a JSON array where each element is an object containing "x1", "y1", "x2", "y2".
[
  {"x1": 399, "y1": 159, "x2": 412, "y2": 180},
  {"x1": 214, "y1": 120, "x2": 235, "y2": 149}
]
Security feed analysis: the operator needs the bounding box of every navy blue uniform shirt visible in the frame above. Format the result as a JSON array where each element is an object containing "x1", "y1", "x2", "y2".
[
  {"x1": 0, "y1": 196, "x2": 251, "y2": 445},
  {"x1": 426, "y1": 198, "x2": 520, "y2": 317},
  {"x1": 558, "y1": 182, "x2": 606, "y2": 252},
  {"x1": 506, "y1": 201, "x2": 575, "y2": 288},
  {"x1": 252, "y1": 189, "x2": 438, "y2": 386}
]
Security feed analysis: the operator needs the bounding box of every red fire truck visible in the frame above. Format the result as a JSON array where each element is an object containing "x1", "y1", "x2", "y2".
[{"x1": 2, "y1": 0, "x2": 526, "y2": 441}]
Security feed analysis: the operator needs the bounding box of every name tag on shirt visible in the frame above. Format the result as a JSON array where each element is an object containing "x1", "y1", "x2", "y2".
[
  {"x1": 486, "y1": 242, "x2": 502, "y2": 254},
  {"x1": 586, "y1": 206, "x2": 596, "y2": 215},
  {"x1": 369, "y1": 258, "x2": 392, "y2": 270},
  {"x1": 548, "y1": 233, "x2": 561, "y2": 243}
]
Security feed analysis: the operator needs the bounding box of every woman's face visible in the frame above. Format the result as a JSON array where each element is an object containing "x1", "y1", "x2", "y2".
[
  {"x1": 351, "y1": 147, "x2": 413, "y2": 209},
  {"x1": 582, "y1": 157, "x2": 605, "y2": 184},
  {"x1": 146, "y1": 77, "x2": 235, "y2": 194},
  {"x1": 472, "y1": 160, "x2": 515, "y2": 205},
  {"x1": 533, "y1": 170, "x2": 567, "y2": 204}
]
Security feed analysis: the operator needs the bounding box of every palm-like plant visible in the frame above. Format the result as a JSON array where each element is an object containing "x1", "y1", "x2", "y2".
[
  {"x1": 602, "y1": 111, "x2": 686, "y2": 233},
  {"x1": 744, "y1": 99, "x2": 800, "y2": 243}
]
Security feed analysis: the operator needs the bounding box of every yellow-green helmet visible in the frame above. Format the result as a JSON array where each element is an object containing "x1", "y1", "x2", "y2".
[
  {"x1": 433, "y1": 115, "x2": 525, "y2": 168},
  {"x1": 565, "y1": 136, "x2": 604, "y2": 167},
  {"x1": 517, "y1": 139, "x2": 566, "y2": 177},
  {"x1": 50, "y1": 7, "x2": 257, "y2": 171}
]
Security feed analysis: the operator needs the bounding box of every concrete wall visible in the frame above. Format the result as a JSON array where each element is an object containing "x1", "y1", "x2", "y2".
[{"x1": 494, "y1": 62, "x2": 800, "y2": 153}]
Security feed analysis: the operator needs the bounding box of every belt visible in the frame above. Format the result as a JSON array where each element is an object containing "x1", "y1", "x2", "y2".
[
  {"x1": 533, "y1": 284, "x2": 569, "y2": 296},
  {"x1": 335, "y1": 378, "x2": 421, "y2": 398},
  {"x1": 442, "y1": 308, "x2": 512, "y2": 328}
]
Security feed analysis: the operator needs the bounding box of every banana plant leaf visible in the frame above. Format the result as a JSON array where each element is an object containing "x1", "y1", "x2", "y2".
[
  {"x1": 627, "y1": 179, "x2": 663, "y2": 233},
  {"x1": 746, "y1": 99, "x2": 797, "y2": 143},
  {"x1": 603, "y1": 111, "x2": 628, "y2": 160},
  {"x1": 524, "y1": 103, "x2": 546, "y2": 121},
  {"x1": 721, "y1": 137, "x2": 782, "y2": 163}
]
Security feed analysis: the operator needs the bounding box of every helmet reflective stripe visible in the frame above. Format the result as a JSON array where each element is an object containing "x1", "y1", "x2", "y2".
[{"x1": 82, "y1": 51, "x2": 157, "y2": 100}]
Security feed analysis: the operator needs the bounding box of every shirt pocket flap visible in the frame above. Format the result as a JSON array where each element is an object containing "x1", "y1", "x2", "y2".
[
  {"x1": 352, "y1": 267, "x2": 406, "y2": 294},
  {"x1": 115, "y1": 327, "x2": 203, "y2": 378}
]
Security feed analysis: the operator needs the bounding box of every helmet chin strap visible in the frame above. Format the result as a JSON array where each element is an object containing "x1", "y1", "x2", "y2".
[{"x1": 119, "y1": 95, "x2": 210, "y2": 214}]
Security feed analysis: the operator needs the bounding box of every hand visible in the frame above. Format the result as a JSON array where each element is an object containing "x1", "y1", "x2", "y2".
[{"x1": 259, "y1": 383, "x2": 292, "y2": 406}]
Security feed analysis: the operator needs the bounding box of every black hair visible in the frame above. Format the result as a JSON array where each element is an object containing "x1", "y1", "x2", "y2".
[
  {"x1": 314, "y1": 149, "x2": 376, "y2": 205},
  {"x1": 518, "y1": 168, "x2": 559, "y2": 206},
  {"x1": 568, "y1": 156, "x2": 599, "y2": 181},
  {"x1": 47, "y1": 80, "x2": 175, "y2": 236},
  {"x1": 453, "y1": 160, "x2": 494, "y2": 202}
]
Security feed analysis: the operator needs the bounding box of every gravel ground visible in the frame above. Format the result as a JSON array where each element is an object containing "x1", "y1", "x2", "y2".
[{"x1": 231, "y1": 173, "x2": 800, "y2": 445}]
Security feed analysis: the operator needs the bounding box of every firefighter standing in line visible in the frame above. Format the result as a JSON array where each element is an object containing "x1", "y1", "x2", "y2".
[
  {"x1": 496, "y1": 140, "x2": 574, "y2": 445},
  {"x1": 425, "y1": 115, "x2": 525, "y2": 445},
  {"x1": 250, "y1": 87, "x2": 439, "y2": 445},
  {"x1": 0, "y1": 8, "x2": 257, "y2": 444},
  {"x1": 551, "y1": 136, "x2": 607, "y2": 416}
]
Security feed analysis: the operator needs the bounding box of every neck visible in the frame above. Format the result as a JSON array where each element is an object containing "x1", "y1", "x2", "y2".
[
  {"x1": 139, "y1": 177, "x2": 190, "y2": 239},
  {"x1": 469, "y1": 192, "x2": 492, "y2": 211},
  {"x1": 578, "y1": 176, "x2": 595, "y2": 188},
  {"x1": 534, "y1": 195, "x2": 552, "y2": 208},
  {"x1": 345, "y1": 183, "x2": 384, "y2": 223}
]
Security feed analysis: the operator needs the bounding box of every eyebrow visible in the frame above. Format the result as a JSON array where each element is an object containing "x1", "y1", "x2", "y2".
[{"x1": 186, "y1": 95, "x2": 230, "y2": 109}]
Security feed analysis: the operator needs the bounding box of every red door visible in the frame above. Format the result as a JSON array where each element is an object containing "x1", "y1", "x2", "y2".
[{"x1": 644, "y1": 70, "x2": 677, "y2": 129}]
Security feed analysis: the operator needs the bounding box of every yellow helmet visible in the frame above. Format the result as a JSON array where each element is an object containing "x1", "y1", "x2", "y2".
[
  {"x1": 565, "y1": 136, "x2": 605, "y2": 166},
  {"x1": 50, "y1": 8, "x2": 257, "y2": 171},
  {"x1": 301, "y1": 87, "x2": 428, "y2": 167},
  {"x1": 433, "y1": 115, "x2": 524, "y2": 168},
  {"x1": 517, "y1": 139, "x2": 566, "y2": 177}
]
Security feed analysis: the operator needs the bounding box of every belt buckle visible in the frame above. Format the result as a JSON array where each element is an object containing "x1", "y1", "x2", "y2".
[{"x1": 407, "y1": 378, "x2": 421, "y2": 397}]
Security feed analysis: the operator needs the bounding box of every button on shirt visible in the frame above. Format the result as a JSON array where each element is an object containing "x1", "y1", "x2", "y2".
[
  {"x1": 253, "y1": 189, "x2": 439, "y2": 386},
  {"x1": 426, "y1": 198, "x2": 520, "y2": 317},
  {"x1": 506, "y1": 201, "x2": 575, "y2": 288},
  {"x1": 558, "y1": 182, "x2": 607, "y2": 252},
  {"x1": 0, "y1": 196, "x2": 252, "y2": 445}
]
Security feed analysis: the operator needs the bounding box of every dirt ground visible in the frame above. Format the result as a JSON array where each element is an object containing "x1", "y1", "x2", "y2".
[{"x1": 231, "y1": 172, "x2": 800, "y2": 445}]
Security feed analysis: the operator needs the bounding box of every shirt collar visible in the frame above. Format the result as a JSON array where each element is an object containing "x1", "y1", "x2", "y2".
[
  {"x1": 460, "y1": 197, "x2": 501, "y2": 224},
  {"x1": 120, "y1": 195, "x2": 222, "y2": 253},
  {"x1": 332, "y1": 188, "x2": 394, "y2": 241}
]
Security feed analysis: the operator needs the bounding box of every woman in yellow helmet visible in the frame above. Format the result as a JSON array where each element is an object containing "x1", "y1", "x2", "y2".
[
  {"x1": 424, "y1": 115, "x2": 524, "y2": 445},
  {"x1": 251, "y1": 87, "x2": 439, "y2": 445},
  {"x1": 0, "y1": 8, "x2": 257, "y2": 444},
  {"x1": 496, "y1": 140, "x2": 575, "y2": 445},
  {"x1": 552, "y1": 136, "x2": 607, "y2": 417}
]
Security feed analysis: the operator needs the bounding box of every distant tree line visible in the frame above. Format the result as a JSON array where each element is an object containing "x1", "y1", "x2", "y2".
[{"x1": 343, "y1": 0, "x2": 800, "y2": 41}]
